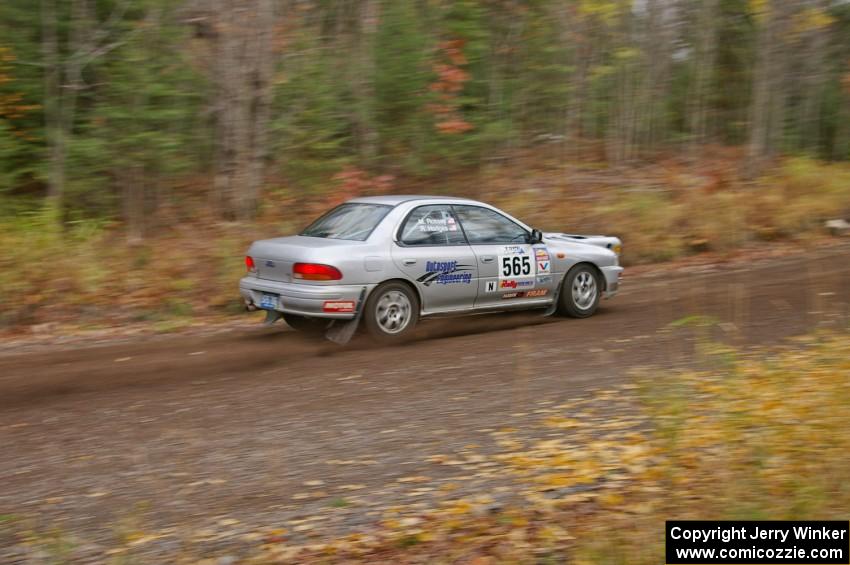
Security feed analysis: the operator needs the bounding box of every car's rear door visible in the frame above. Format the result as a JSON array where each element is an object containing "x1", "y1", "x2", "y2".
[
  {"x1": 391, "y1": 204, "x2": 478, "y2": 313},
  {"x1": 452, "y1": 204, "x2": 556, "y2": 309}
]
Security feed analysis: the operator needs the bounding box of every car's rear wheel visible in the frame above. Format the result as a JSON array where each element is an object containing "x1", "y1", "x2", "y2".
[
  {"x1": 558, "y1": 264, "x2": 601, "y2": 318},
  {"x1": 363, "y1": 281, "x2": 419, "y2": 343},
  {"x1": 282, "y1": 313, "x2": 331, "y2": 335}
]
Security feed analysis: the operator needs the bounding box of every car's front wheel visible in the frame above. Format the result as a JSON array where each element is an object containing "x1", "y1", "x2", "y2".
[
  {"x1": 558, "y1": 264, "x2": 601, "y2": 318},
  {"x1": 363, "y1": 281, "x2": 419, "y2": 343}
]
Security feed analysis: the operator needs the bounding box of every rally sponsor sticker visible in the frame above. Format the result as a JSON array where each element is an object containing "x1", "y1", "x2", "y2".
[
  {"x1": 501, "y1": 289, "x2": 549, "y2": 299},
  {"x1": 534, "y1": 246, "x2": 552, "y2": 275},
  {"x1": 500, "y1": 279, "x2": 534, "y2": 289},
  {"x1": 323, "y1": 300, "x2": 355, "y2": 313},
  {"x1": 418, "y1": 260, "x2": 473, "y2": 286}
]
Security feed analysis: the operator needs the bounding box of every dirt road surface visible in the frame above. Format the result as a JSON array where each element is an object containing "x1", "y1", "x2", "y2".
[{"x1": 2, "y1": 246, "x2": 849, "y2": 562}]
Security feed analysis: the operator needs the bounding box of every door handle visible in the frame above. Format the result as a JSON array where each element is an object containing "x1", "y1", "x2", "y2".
[
  {"x1": 480, "y1": 255, "x2": 495, "y2": 263},
  {"x1": 403, "y1": 258, "x2": 417, "y2": 265}
]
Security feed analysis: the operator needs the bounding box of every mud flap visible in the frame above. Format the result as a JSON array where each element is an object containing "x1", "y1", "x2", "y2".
[
  {"x1": 543, "y1": 278, "x2": 562, "y2": 317},
  {"x1": 263, "y1": 309, "x2": 284, "y2": 326},
  {"x1": 325, "y1": 286, "x2": 367, "y2": 345}
]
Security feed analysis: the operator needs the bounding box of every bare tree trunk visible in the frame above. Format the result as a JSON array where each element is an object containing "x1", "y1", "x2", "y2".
[
  {"x1": 352, "y1": 0, "x2": 379, "y2": 164},
  {"x1": 766, "y1": 2, "x2": 790, "y2": 159},
  {"x1": 607, "y1": 9, "x2": 638, "y2": 164},
  {"x1": 122, "y1": 164, "x2": 145, "y2": 243},
  {"x1": 747, "y1": 4, "x2": 774, "y2": 175},
  {"x1": 833, "y1": 90, "x2": 850, "y2": 160},
  {"x1": 243, "y1": 0, "x2": 274, "y2": 220},
  {"x1": 636, "y1": 0, "x2": 674, "y2": 153},
  {"x1": 41, "y1": 0, "x2": 125, "y2": 215},
  {"x1": 559, "y1": 2, "x2": 589, "y2": 160},
  {"x1": 41, "y1": 0, "x2": 64, "y2": 208},
  {"x1": 212, "y1": 0, "x2": 234, "y2": 217},
  {"x1": 212, "y1": 0, "x2": 277, "y2": 221},
  {"x1": 796, "y1": 0, "x2": 829, "y2": 155},
  {"x1": 688, "y1": 0, "x2": 719, "y2": 152},
  {"x1": 747, "y1": 0, "x2": 792, "y2": 176}
]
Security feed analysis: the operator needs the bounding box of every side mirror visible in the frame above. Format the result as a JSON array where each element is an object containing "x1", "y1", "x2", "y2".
[{"x1": 530, "y1": 228, "x2": 544, "y2": 244}]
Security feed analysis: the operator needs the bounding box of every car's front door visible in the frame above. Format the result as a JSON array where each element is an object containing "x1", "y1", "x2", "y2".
[
  {"x1": 391, "y1": 204, "x2": 478, "y2": 314},
  {"x1": 452, "y1": 205, "x2": 556, "y2": 309}
]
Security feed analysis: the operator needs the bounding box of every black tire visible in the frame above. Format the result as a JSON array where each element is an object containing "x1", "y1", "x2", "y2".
[
  {"x1": 558, "y1": 264, "x2": 602, "y2": 318},
  {"x1": 362, "y1": 281, "x2": 420, "y2": 343},
  {"x1": 282, "y1": 313, "x2": 331, "y2": 335}
]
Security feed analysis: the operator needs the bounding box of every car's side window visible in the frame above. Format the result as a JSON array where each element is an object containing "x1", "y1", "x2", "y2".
[
  {"x1": 452, "y1": 205, "x2": 529, "y2": 244},
  {"x1": 398, "y1": 205, "x2": 467, "y2": 246}
]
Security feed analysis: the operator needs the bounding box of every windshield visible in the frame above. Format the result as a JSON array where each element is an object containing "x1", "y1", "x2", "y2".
[{"x1": 300, "y1": 203, "x2": 392, "y2": 241}]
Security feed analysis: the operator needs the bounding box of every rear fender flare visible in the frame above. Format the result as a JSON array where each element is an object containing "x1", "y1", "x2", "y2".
[{"x1": 369, "y1": 278, "x2": 424, "y2": 314}]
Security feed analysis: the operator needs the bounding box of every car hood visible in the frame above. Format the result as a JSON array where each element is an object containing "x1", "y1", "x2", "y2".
[{"x1": 543, "y1": 232, "x2": 621, "y2": 252}]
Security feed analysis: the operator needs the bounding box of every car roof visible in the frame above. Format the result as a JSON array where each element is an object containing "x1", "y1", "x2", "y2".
[{"x1": 348, "y1": 194, "x2": 483, "y2": 206}]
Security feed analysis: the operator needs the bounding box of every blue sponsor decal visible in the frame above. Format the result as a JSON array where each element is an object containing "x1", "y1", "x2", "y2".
[
  {"x1": 418, "y1": 260, "x2": 473, "y2": 285},
  {"x1": 425, "y1": 260, "x2": 457, "y2": 272}
]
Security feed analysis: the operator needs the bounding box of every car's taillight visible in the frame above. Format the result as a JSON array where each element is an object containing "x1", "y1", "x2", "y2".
[
  {"x1": 246, "y1": 255, "x2": 256, "y2": 272},
  {"x1": 293, "y1": 262, "x2": 342, "y2": 281}
]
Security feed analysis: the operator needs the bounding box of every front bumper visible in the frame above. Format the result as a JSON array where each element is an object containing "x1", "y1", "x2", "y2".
[
  {"x1": 239, "y1": 277, "x2": 374, "y2": 319},
  {"x1": 600, "y1": 266, "x2": 623, "y2": 298}
]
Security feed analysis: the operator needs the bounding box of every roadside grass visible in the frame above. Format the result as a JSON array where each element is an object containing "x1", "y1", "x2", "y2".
[
  {"x1": 493, "y1": 156, "x2": 850, "y2": 265},
  {"x1": 0, "y1": 155, "x2": 848, "y2": 332},
  {"x1": 240, "y1": 330, "x2": 850, "y2": 563},
  {"x1": 0, "y1": 206, "x2": 252, "y2": 331}
]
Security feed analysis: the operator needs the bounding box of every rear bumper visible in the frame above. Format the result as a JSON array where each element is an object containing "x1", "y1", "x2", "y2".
[
  {"x1": 239, "y1": 277, "x2": 374, "y2": 319},
  {"x1": 600, "y1": 266, "x2": 623, "y2": 298}
]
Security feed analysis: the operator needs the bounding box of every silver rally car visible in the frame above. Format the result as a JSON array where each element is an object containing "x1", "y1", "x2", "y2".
[{"x1": 240, "y1": 195, "x2": 622, "y2": 343}]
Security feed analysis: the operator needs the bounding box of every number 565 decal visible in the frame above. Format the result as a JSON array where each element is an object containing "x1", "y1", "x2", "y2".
[
  {"x1": 501, "y1": 255, "x2": 532, "y2": 277},
  {"x1": 499, "y1": 245, "x2": 535, "y2": 279}
]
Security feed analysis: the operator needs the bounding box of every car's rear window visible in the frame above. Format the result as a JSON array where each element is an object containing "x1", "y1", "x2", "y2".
[{"x1": 300, "y1": 203, "x2": 392, "y2": 241}]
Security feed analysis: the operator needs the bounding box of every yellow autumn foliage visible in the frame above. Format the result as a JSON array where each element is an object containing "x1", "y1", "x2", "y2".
[{"x1": 253, "y1": 331, "x2": 850, "y2": 563}]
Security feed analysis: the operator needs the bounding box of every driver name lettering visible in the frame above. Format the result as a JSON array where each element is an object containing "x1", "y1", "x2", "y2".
[{"x1": 416, "y1": 217, "x2": 456, "y2": 233}]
